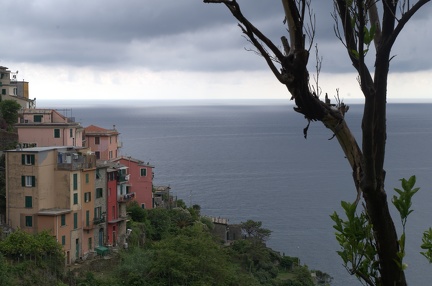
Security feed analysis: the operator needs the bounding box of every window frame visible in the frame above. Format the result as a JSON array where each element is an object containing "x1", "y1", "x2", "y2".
[
  {"x1": 73, "y1": 173, "x2": 78, "y2": 190},
  {"x1": 25, "y1": 196, "x2": 32, "y2": 208},
  {"x1": 22, "y1": 154, "x2": 35, "y2": 165},
  {"x1": 73, "y1": 213, "x2": 78, "y2": 229},
  {"x1": 33, "y1": 115, "x2": 43, "y2": 122},
  {"x1": 84, "y1": 192, "x2": 91, "y2": 203},
  {"x1": 22, "y1": 176, "x2": 36, "y2": 187},
  {"x1": 25, "y1": 216, "x2": 33, "y2": 227},
  {"x1": 96, "y1": 188, "x2": 103, "y2": 198},
  {"x1": 140, "y1": 168, "x2": 147, "y2": 177},
  {"x1": 54, "y1": 128, "x2": 61, "y2": 138},
  {"x1": 95, "y1": 136, "x2": 100, "y2": 145}
]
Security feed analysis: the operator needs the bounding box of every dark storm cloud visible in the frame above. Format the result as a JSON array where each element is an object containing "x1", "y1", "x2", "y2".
[{"x1": 1, "y1": 0, "x2": 431, "y2": 73}]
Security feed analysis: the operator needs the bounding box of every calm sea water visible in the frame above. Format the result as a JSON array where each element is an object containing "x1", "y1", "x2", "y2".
[{"x1": 43, "y1": 100, "x2": 432, "y2": 285}]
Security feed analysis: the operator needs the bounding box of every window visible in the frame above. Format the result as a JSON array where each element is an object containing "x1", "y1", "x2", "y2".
[
  {"x1": 94, "y1": 207, "x2": 102, "y2": 219},
  {"x1": 34, "y1": 115, "x2": 43, "y2": 122},
  {"x1": 95, "y1": 151, "x2": 100, "y2": 160},
  {"x1": 21, "y1": 176, "x2": 36, "y2": 187},
  {"x1": 109, "y1": 151, "x2": 113, "y2": 159},
  {"x1": 140, "y1": 168, "x2": 147, "y2": 177},
  {"x1": 25, "y1": 216, "x2": 33, "y2": 227},
  {"x1": 96, "y1": 188, "x2": 103, "y2": 198},
  {"x1": 73, "y1": 174, "x2": 78, "y2": 190},
  {"x1": 62, "y1": 235, "x2": 66, "y2": 245},
  {"x1": 22, "y1": 154, "x2": 35, "y2": 165},
  {"x1": 61, "y1": 214, "x2": 66, "y2": 226},
  {"x1": 54, "y1": 128, "x2": 60, "y2": 138},
  {"x1": 70, "y1": 128, "x2": 73, "y2": 138},
  {"x1": 1, "y1": 89, "x2": 5, "y2": 95},
  {"x1": 96, "y1": 169, "x2": 100, "y2": 179},
  {"x1": 86, "y1": 210, "x2": 90, "y2": 227},
  {"x1": 88, "y1": 237, "x2": 92, "y2": 251},
  {"x1": 141, "y1": 203, "x2": 145, "y2": 209},
  {"x1": 73, "y1": 213, "x2": 78, "y2": 229},
  {"x1": 84, "y1": 192, "x2": 91, "y2": 203},
  {"x1": 25, "y1": 196, "x2": 32, "y2": 208},
  {"x1": 85, "y1": 173, "x2": 89, "y2": 183},
  {"x1": 95, "y1": 137, "x2": 100, "y2": 145},
  {"x1": 73, "y1": 193, "x2": 78, "y2": 205}
]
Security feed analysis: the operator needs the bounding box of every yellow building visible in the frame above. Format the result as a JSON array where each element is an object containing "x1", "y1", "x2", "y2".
[{"x1": 5, "y1": 146, "x2": 97, "y2": 264}]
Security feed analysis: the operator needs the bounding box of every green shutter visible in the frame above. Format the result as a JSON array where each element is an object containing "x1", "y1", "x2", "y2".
[
  {"x1": 86, "y1": 210, "x2": 90, "y2": 226},
  {"x1": 31, "y1": 176, "x2": 36, "y2": 187},
  {"x1": 73, "y1": 174, "x2": 78, "y2": 190},
  {"x1": 73, "y1": 193, "x2": 78, "y2": 204},
  {"x1": 22, "y1": 154, "x2": 25, "y2": 165},
  {"x1": 21, "y1": 176, "x2": 25, "y2": 187},
  {"x1": 25, "y1": 196, "x2": 32, "y2": 208},
  {"x1": 62, "y1": 235, "x2": 66, "y2": 245},
  {"x1": 73, "y1": 213, "x2": 78, "y2": 229},
  {"x1": 31, "y1": 155, "x2": 35, "y2": 165},
  {"x1": 61, "y1": 214, "x2": 66, "y2": 226}
]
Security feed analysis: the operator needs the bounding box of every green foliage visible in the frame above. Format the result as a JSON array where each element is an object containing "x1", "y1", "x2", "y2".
[
  {"x1": 126, "y1": 201, "x2": 147, "y2": 222},
  {"x1": 0, "y1": 99, "x2": 21, "y2": 130},
  {"x1": 392, "y1": 175, "x2": 419, "y2": 270},
  {"x1": 331, "y1": 176, "x2": 421, "y2": 284},
  {"x1": 284, "y1": 266, "x2": 315, "y2": 286},
  {"x1": 176, "y1": 199, "x2": 187, "y2": 209},
  {"x1": 392, "y1": 176, "x2": 419, "y2": 228},
  {"x1": 116, "y1": 224, "x2": 260, "y2": 286},
  {"x1": 146, "y1": 208, "x2": 177, "y2": 240},
  {"x1": 240, "y1": 220, "x2": 272, "y2": 243},
  {"x1": 0, "y1": 229, "x2": 65, "y2": 278},
  {"x1": 330, "y1": 201, "x2": 378, "y2": 285},
  {"x1": 0, "y1": 253, "x2": 12, "y2": 286},
  {"x1": 421, "y1": 228, "x2": 432, "y2": 263}
]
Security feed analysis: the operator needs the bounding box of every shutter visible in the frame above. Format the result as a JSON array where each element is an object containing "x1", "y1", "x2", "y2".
[
  {"x1": 22, "y1": 176, "x2": 25, "y2": 187},
  {"x1": 31, "y1": 155, "x2": 35, "y2": 165},
  {"x1": 32, "y1": 176, "x2": 36, "y2": 187},
  {"x1": 22, "y1": 154, "x2": 25, "y2": 165}
]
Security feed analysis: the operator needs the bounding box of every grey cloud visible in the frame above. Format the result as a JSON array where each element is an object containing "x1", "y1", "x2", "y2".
[{"x1": 2, "y1": 0, "x2": 432, "y2": 74}]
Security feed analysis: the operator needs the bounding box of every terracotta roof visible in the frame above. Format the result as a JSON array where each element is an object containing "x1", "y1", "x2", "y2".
[{"x1": 85, "y1": 124, "x2": 119, "y2": 135}]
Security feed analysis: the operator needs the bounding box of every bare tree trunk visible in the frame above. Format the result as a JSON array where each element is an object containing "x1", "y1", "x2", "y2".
[{"x1": 203, "y1": 0, "x2": 431, "y2": 285}]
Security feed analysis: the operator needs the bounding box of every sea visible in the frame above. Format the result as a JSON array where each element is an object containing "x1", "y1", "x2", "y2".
[{"x1": 41, "y1": 100, "x2": 432, "y2": 285}]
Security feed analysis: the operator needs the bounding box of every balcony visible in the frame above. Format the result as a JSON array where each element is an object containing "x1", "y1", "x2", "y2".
[
  {"x1": 118, "y1": 174, "x2": 130, "y2": 183},
  {"x1": 118, "y1": 192, "x2": 135, "y2": 203},
  {"x1": 94, "y1": 217, "x2": 105, "y2": 225},
  {"x1": 83, "y1": 223, "x2": 94, "y2": 230}
]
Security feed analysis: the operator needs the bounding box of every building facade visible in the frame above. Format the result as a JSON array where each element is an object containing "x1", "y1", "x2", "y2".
[
  {"x1": 0, "y1": 66, "x2": 34, "y2": 108},
  {"x1": 112, "y1": 156, "x2": 154, "y2": 209},
  {"x1": 15, "y1": 109, "x2": 84, "y2": 148},
  {"x1": 84, "y1": 125, "x2": 121, "y2": 160},
  {"x1": 5, "y1": 146, "x2": 96, "y2": 264}
]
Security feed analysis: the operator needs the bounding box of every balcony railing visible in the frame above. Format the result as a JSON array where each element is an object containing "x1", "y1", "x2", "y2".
[
  {"x1": 118, "y1": 192, "x2": 135, "y2": 203},
  {"x1": 94, "y1": 217, "x2": 105, "y2": 224},
  {"x1": 118, "y1": 174, "x2": 130, "y2": 182}
]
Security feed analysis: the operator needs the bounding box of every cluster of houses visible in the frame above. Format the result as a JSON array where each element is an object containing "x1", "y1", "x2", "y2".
[
  {"x1": 0, "y1": 66, "x2": 241, "y2": 266},
  {"x1": 0, "y1": 66, "x2": 168, "y2": 264}
]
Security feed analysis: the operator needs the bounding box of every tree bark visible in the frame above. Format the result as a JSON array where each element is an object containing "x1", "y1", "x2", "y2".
[{"x1": 203, "y1": 0, "x2": 431, "y2": 285}]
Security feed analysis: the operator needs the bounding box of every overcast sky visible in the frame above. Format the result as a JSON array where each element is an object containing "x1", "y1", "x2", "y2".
[{"x1": 1, "y1": 0, "x2": 431, "y2": 103}]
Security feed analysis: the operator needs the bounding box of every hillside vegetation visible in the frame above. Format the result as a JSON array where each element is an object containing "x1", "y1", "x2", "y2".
[{"x1": 0, "y1": 201, "x2": 332, "y2": 286}]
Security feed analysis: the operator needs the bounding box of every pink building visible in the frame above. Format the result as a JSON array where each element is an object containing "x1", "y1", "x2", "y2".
[
  {"x1": 104, "y1": 161, "x2": 131, "y2": 246},
  {"x1": 15, "y1": 109, "x2": 83, "y2": 148},
  {"x1": 84, "y1": 125, "x2": 121, "y2": 160},
  {"x1": 112, "y1": 156, "x2": 154, "y2": 209}
]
